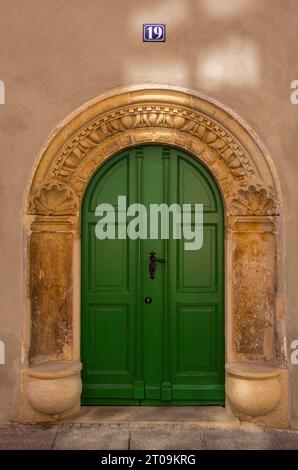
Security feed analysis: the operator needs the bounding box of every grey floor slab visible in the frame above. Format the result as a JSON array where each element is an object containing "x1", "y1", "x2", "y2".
[
  {"x1": 53, "y1": 423, "x2": 129, "y2": 450},
  {"x1": 0, "y1": 423, "x2": 58, "y2": 450},
  {"x1": 130, "y1": 426, "x2": 206, "y2": 450},
  {"x1": 1, "y1": 422, "x2": 298, "y2": 450},
  {"x1": 203, "y1": 427, "x2": 284, "y2": 450},
  {"x1": 274, "y1": 429, "x2": 298, "y2": 450}
]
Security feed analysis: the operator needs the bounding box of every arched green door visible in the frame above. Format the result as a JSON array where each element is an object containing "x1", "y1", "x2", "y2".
[{"x1": 81, "y1": 145, "x2": 225, "y2": 405}]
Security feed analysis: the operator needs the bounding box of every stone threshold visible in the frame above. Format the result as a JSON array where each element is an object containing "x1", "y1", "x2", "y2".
[{"x1": 64, "y1": 406, "x2": 240, "y2": 427}]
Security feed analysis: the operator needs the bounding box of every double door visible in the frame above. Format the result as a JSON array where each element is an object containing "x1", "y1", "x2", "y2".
[{"x1": 81, "y1": 145, "x2": 225, "y2": 405}]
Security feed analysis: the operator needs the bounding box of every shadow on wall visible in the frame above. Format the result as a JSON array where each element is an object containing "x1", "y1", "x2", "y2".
[{"x1": 123, "y1": 0, "x2": 261, "y2": 90}]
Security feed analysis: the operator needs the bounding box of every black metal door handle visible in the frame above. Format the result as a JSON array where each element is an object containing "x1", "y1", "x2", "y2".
[{"x1": 149, "y1": 251, "x2": 166, "y2": 280}]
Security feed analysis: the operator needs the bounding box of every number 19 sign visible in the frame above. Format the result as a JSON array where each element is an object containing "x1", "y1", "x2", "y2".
[{"x1": 143, "y1": 24, "x2": 166, "y2": 42}]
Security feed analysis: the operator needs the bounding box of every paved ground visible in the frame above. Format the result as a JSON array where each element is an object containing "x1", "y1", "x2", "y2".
[
  {"x1": 1, "y1": 407, "x2": 298, "y2": 450},
  {"x1": 1, "y1": 422, "x2": 298, "y2": 450}
]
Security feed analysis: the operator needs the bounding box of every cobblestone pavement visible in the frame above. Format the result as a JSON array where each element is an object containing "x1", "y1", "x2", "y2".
[{"x1": 0, "y1": 422, "x2": 298, "y2": 450}]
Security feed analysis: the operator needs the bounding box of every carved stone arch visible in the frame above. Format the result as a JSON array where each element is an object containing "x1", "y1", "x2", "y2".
[
  {"x1": 22, "y1": 86, "x2": 287, "y2": 426},
  {"x1": 27, "y1": 87, "x2": 280, "y2": 216}
]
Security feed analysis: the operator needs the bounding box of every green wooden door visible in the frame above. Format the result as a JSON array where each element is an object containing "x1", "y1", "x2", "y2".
[{"x1": 81, "y1": 145, "x2": 225, "y2": 405}]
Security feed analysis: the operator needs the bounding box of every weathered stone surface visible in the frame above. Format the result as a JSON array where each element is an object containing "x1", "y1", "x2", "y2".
[
  {"x1": 232, "y1": 223, "x2": 276, "y2": 359},
  {"x1": 30, "y1": 231, "x2": 73, "y2": 361}
]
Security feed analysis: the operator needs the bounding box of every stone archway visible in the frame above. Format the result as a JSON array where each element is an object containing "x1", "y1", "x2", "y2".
[{"x1": 21, "y1": 86, "x2": 287, "y2": 427}]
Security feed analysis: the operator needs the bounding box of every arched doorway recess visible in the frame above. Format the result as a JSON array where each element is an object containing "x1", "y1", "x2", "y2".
[{"x1": 22, "y1": 85, "x2": 287, "y2": 427}]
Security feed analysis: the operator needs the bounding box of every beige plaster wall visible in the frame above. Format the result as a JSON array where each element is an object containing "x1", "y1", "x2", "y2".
[{"x1": 0, "y1": 0, "x2": 297, "y2": 424}]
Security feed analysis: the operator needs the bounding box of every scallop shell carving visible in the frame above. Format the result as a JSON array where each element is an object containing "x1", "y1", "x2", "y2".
[
  {"x1": 232, "y1": 185, "x2": 276, "y2": 215},
  {"x1": 31, "y1": 183, "x2": 77, "y2": 215}
]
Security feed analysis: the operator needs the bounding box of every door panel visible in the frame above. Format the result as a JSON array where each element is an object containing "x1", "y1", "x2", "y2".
[
  {"x1": 88, "y1": 305, "x2": 129, "y2": 372},
  {"x1": 176, "y1": 305, "x2": 217, "y2": 373},
  {"x1": 90, "y1": 231, "x2": 129, "y2": 290},
  {"x1": 81, "y1": 145, "x2": 225, "y2": 405},
  {"x1": 177, "y1": 225, "x2": 218, "y2": 291},
  {"x1": 178, "y1": 158, "x2": 218, "y2": 211}
]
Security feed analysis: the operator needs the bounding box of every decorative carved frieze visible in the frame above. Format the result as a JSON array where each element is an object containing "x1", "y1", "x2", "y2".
[{"x1": 49, "y1": 104, "x2": 254, "y2": 185}]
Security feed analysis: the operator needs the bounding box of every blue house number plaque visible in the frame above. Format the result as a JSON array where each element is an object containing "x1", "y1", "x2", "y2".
[{"x1": 143, "y1": 24, "x2": 166, "y2": 42}]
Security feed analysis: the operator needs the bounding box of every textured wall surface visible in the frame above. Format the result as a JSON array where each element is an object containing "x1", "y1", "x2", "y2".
[{"x1": 0, "y1": 0, "x2": 297, "y2": 423}]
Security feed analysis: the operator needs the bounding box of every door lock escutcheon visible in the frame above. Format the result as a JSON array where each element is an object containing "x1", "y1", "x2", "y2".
[{"x1": 149, "y1": 251, "x2": 166, "y2": 280}]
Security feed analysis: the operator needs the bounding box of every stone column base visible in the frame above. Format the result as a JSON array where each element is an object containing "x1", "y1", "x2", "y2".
[
  {"x1": 226, "y1": 362, "x2": 288, "y2": 428},
  {"x1": 21, "y1": 361, "x2": 82, "y2": 421}
]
